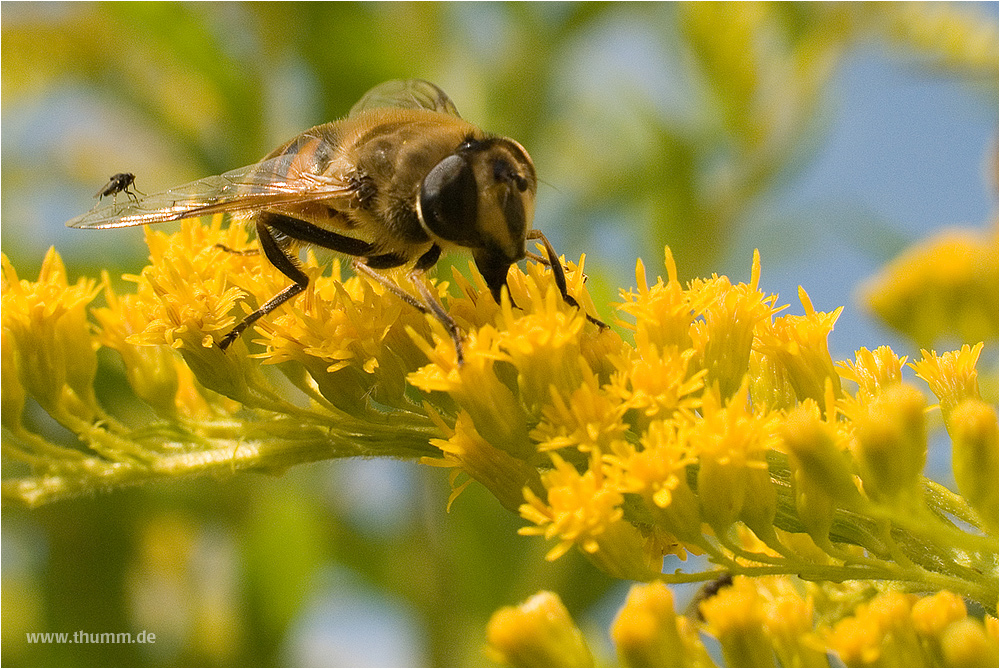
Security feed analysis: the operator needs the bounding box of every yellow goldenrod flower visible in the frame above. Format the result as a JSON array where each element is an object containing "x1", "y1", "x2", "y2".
[
  {"x1": 485, "y1": 591, "x2": 594, "y2": 667},
  {"x1": 828, "y1": 591, "x2": 926, "y2": 667},
  {"x1": 780, "y1": 401, "x2": 867, "y2": 549},
  {"x1": 850, "y1": 383, "x2": 927, "y2": 506},
  {"x1": 517, "y1": 451, "x2": 662, "y2": 580},
  {"x1": 494, "y1": 269, "x2": 589, "y2": 412},
  {"x1": 4, "y1": 213, "x2": 997, "y2": 653},
  {"x1": 748, "y1": 347, "x2": 798, "y2": 410},
  {"x1": 756, "y1": 287, "x2": 844, "y2": 410},
  {"x1": 124, "y1": 220, "x2": 270, "y2": 404},
  {"x1": 699, "y1": 576, "x2": 776, "y2": 667},
  {"x1": 688, "y1": 382, "x2": 780, "y2": 535},
  {"x1": 610, "y1": 419, "x2": 702, "y2": 544},
  {"x1": 531, "y1": 362, "x2": 628, "y2": 456},
  {"x1": 410, "y1": 325, "x2": 535, "y2": 460},
  {"x1": 518, "y1": 452, "x2": 623, "y2": 560},
  {"x1": 423, "y1": 410, "x2": 543, "y2": 513},
  {"x1": 763, "y1": 589, "x2": 827, "y2": 668},
  {"x1": 911, "y1": 342, "x2": 984, "y2": 420},
  {"x1": 948, "y1": 398, "x2": 999, "y2": 530},
  {"x1": 609, "y1": 342, "x2": 706, "y2": 428},
  {"x1": 861, "y1": 228, "x2": 998, "y2": 348},
  {"x1": 610, "y1": 582, "x2": 699, "y2": 668},
  {"x1": 617, "y1": 248, "x2": 695, "y2": 353},
  {"x1": 1, "y1": 248, "x2": 102, "y2": 424},
  {"x1": 837, "y1": 345, "x2": 908, "y2": 404},
  {"x1": 688, "y1": 250, "x2": 776, "y2": 399},
  {"x1": 911, "y1": 590, "x2": 968, "y2": 638},
  {"x1": 92, "y1": 277, "x2": 181, "y2": 417}
]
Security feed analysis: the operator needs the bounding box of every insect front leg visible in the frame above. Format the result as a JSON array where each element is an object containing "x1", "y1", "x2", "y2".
[
  {"x1": 526, "y1": 229, "x2": 607, "y2": 329},
  {"x1": 219, "y1": 219, "x2": 308, "y2": 350}
]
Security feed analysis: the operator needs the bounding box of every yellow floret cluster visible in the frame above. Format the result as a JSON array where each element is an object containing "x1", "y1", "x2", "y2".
[{"x1": 3, "y1": 215, "x2": 996, "y2": 666}]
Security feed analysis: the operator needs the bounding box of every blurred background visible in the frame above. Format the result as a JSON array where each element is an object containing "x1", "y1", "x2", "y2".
[{"x1": 2, "y1": 3, "x2": 997, "y2": 666}]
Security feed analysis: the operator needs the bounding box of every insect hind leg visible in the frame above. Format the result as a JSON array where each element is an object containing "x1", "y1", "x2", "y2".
[{"x1": 218, "y1": 220, "x2": 307, "y2": 350}]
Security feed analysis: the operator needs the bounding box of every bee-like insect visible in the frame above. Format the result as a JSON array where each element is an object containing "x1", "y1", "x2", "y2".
[
  {"x1": 686, "y1": 572, "x2": 734, "y2": 621},
  {"x1": 95, "y1": 172, "x2": 144, "y2": 205},
  {"x1": 67, "y1": 80, "x2": 604, "y2": 361}
]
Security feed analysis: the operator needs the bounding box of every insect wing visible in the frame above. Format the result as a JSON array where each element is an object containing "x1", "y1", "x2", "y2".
[
  {"x1": 348, "y1": 79, "x2": 462, "y2": 118},
  {"x1": 67, "y1": 145, "x2": 352, "y2": 230}
]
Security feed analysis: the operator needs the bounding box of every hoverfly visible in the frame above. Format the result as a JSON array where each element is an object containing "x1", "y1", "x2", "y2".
[
  {"x1": 95, "y1": 172, "x2": 144, "y2": 205},
  {"x1": 67, "y1": 79, "x2": 604, "y2": 362}
]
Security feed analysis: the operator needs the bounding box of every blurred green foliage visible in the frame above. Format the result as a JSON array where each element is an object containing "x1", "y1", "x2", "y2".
[{"x1": 2, "y1": 2, "x2": 996, "y2": 666}]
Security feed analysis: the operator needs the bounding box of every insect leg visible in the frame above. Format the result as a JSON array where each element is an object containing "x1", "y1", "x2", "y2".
[
  {"x1": 215, "y1": 244, "x2": 260, "y2": 256},
  {"x1": 526, "y1": 250, "x2": 548, "y2": 264},
  {"x1": 220, "y1": 213, "x2": 411, "y2": 349},
  {"x1": 218, "y1": 220, "x2": 308, "y2": 350},
  {"x1": 263, "y1": 212, "x2": 377, "y2": 257},
  {"x1": 525, "y1": 249, "x2": 588, "y2": 284},
  {"x1": 408, "y1": 245, "x2": 464, "y2": 363},
  {"x1": 526, "y1": 229, "x2": 607, "y2": 329},
  {"x1": 352, "y1": 245, "x2": 464, "y2": 365}
]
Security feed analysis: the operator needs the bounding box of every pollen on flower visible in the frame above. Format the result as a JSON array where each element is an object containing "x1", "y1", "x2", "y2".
[
  {"x1": 910, "y1": 342, "x2": 984, "y2": 416},
  {"x1": 756, "y1": 287, "x2": 843, "y2": 409},
  {"x1": 518, "y1": 452, "x2": 624, "y2": 561},
  {"x1": 837, "y1": 346, "x2": 908, "y2": 403},
  {"x1": 617, "y1": 252, "x2": 695, "y2": 352},
  {"x1": 530, "y1": 362, "x2": 628, "y2": 456},
  {"x1": 610, "y1": 342, "x2": 706, "y2": 424}
]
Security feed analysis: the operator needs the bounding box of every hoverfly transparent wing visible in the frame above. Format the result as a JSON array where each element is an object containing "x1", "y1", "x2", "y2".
[
  {"x1": 67, "y1": 133, "x2": 353, "y2": 230},
  {"x1": 348, "y1": 79, "x2": 462, "y2": 118}
]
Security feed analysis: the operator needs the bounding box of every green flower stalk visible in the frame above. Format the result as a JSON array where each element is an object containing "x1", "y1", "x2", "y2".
[{"x1": 3, "y1": 215, "x2": 997, "y2": 666}]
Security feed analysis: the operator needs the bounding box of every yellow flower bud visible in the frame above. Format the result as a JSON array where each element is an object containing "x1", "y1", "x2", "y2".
[
  {"x1": 940, "y1": 618, "x2": 998, "y2": 668},
  {"x1": 611, "y1": 582, "x2": 688, "y2": 667},
  {"x1": 699, "y1": 577, "x2": 776, "y2": 667},
  {"x1": 912, "y1": 590, "x2": 967, "y2": 637},
  {"x1": 851, "y1": 383, "x2": 927, "y2": 504},
  {"x1": 781, "y1": 404, "x2": 865, "y2": 543},
  {"x1": 486, "y1": 591, "x2": 593, "y2": 667},
  {"x1": 949, "y1": 398, "x2": 999, "y2": 530}
]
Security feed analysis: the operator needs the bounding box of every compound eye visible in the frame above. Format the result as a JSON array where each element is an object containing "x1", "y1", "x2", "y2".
[{"x1": 418, "y1": 154, "x2": 481, "y2": 246}]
